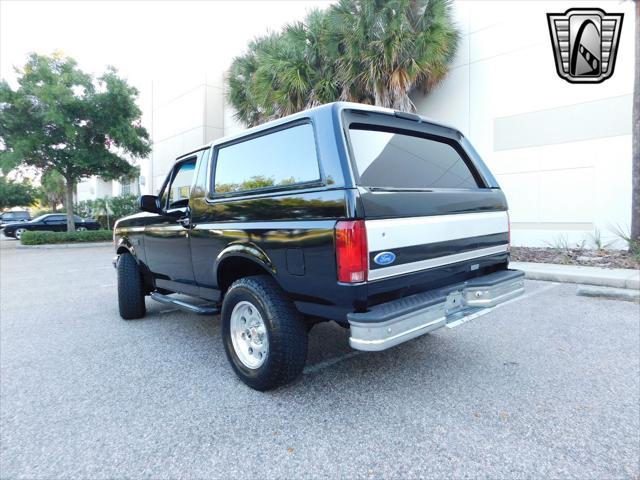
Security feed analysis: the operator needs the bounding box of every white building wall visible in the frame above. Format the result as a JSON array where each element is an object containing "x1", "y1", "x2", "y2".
[
  {"x1": 413, "y1": 0, "x2": 634, "y2": 248},
  {"x1": 76, "y1": 177, "x2": 114, "y2": 202},
  {"x1": 144, "y1": 72, "x2": 225, "y2": 194},
  {"x1": 155, "y1": 0, "x2": 633, "y2": 250}
]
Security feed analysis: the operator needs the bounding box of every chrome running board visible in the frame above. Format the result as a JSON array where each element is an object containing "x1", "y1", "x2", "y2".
[{"x1": 150, "y1": 292, "x2": 219, "y2": 315}]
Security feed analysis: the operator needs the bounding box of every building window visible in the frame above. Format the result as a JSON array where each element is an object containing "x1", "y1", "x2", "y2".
[{"x1": 121, "y1": 178, "x2": 138, "y2": 196}]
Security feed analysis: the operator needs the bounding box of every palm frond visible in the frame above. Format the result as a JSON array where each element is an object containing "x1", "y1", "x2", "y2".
[{"x1": 226, "y1": 0, "x2": 459, "y2": 124}]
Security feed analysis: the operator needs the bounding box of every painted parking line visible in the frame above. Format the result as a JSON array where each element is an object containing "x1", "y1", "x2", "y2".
[
  {"x1": 303, "y1": 281, "x2": 560, "y2": 375},
  {"x1": 303, "y1": 351, "x2": 362, "y2": 375}
]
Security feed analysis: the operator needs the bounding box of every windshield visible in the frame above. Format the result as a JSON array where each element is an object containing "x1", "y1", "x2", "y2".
[
  {"x1": 30, "y1": 214, "x2": 49, "y2": 222},
  {"x1": 348, "y1": 126, "x2": 480, "y2": 190}
]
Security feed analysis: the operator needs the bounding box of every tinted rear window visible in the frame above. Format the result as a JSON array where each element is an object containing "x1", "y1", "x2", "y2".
[
  {"x1": 214, "y1": 123, "x2": 320, "y2": 195},
  {"x1": 348, "y1": 127, "x2": 479, "y2": 189}
]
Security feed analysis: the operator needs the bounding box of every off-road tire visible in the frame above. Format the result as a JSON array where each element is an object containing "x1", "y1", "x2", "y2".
[
  {"x1": 117, "y1": 252, "x2": 146, "y2": 320},
  {"x1": 222, "y1": 275, "x2": 308, "y2": 391}
]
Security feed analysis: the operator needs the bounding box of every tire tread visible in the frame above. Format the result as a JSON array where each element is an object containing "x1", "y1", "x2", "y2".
[
  {"x1": 117, "y1": 252, "x2": 146, "y2": 320},
  {"x1": 223, "y1": 275, "x2": 307, "y2": 390}
]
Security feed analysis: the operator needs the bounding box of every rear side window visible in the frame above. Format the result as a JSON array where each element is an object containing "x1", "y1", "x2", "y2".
[
  {"x1": 213, "y1": 123, "x2": 320, "y2": 195},
  {"x1": 348, "y1": 127, "x2": 480, "y2": 189}
]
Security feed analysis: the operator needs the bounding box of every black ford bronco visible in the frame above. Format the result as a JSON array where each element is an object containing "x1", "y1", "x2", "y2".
[{"x1": 113, "y1": 102, "x2": 524, "y2": 390}]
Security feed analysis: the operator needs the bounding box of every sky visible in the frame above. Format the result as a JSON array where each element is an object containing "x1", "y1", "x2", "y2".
[{"x1": 1, "y1": 0, "x2": 331, "y2": 92}]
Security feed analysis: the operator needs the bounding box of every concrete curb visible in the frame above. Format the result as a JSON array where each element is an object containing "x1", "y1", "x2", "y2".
[
  {"x1": 510, "y1": 261, "x2": 639, "y2": 290},
  {"x1": 576, "y1": 286, "x2": 640, "y2": 302},
  {"x1": 16, "y1": 242, "x2": 112, "y2": 250}
]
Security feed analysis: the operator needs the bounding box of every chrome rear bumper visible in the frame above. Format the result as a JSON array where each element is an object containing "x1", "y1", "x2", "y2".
[{"x1": 348, "y1": 269, "x2": 525, "y2": 352}]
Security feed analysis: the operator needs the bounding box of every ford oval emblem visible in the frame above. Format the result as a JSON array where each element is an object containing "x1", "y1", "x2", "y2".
[{"x1": 374, "y1": 251, "x2": 396, "y2": 266}]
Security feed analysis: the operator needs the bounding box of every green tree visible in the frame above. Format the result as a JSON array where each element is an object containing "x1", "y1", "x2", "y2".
[
  {"x1": 227, "y1": 0, "x2": 458, "y2": 126},
  {"x1": 75, "y1": 194, "x2": 138, "y2": 229},
  {"x1": 37, "y1": 168, "x2": 66, "y2": 212},
  {"x1": 0, "y1": 53, "x2": 150, "y2": 231},
  {"x1": 0, "y1": 175, "x2": 36, "y2": 209}
]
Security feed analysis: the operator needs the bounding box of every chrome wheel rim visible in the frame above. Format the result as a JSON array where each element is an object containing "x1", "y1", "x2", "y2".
[
  {"x1": 15, "y1": 228, "x2": 25, "y2": 239},
  {"x1": 77, "y1": 226, "x2": 87, "y2": 231},
  {"x1": 230, "y1": 300, "x2": 268, "y2": 369}
]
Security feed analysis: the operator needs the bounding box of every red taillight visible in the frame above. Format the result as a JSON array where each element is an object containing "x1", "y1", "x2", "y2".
[{"x1": 335, "y1": 220, "x2": 368, "y2": 283}]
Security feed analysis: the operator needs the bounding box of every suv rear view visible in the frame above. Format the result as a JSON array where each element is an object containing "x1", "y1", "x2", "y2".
[{"x1": 113, "y1": 102, "x2": 524, "y2": 390}]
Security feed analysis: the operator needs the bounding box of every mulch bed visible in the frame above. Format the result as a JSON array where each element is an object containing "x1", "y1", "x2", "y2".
[{"x1": 511, "y1": 246, "x2": 640, "y2": 270}]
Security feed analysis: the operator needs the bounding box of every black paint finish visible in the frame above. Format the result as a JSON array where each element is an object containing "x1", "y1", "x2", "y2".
[
  {"x1": 113, "y1": 102, "x2": 512, "y2": 323},
  {"x1": 357, "y1": 188, "x2": 508, "y2": 220}
]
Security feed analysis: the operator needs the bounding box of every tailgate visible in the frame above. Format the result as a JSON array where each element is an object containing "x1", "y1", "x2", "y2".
[
  {"x1": 365, "y1": 203, "x2": 510, "y2": 282},
  {"x1": 342, "y1": 109, "x2": 511, "y2": 301},
  {"x1": 360, "y1": 189, "x2": 511, "y2": 304}
]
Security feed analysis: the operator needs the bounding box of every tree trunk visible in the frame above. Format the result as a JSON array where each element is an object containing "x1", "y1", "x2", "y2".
[
  {"x1": 64, "y1": 178, "x2": 76, "y2": 232},
  {"x1": 633, "y1": 0, "x2": 640, "y2": 243}
]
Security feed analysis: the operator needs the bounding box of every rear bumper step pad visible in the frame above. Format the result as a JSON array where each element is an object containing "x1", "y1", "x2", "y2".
[{"x1": 347, "y1": 269, "x2": 524, "y2": 351}]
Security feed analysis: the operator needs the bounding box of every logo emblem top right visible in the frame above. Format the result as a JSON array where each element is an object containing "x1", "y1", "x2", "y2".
[{"x1": 547, "y1": 8, "x2": 624, "y2": 84}]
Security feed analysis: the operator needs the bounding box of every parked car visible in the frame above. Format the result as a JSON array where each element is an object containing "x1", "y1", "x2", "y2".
[
  {"x1": 113, "y1": 102, "x2": 524, "y2": 390},
  {"x1": 0, "y1": 210, "x2": 30, "y2": 228},
  {"x1": 2, "y1": 214, "x2": 101, "y2": 239}
]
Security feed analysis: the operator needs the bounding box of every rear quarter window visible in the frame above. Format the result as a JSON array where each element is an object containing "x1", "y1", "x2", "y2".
[
  {"x1": 213, "y1": 123, "x2": 320, "y2": 196},
  {"x1": 348, "y1": 126, "x2": 480, "y2": 189}
]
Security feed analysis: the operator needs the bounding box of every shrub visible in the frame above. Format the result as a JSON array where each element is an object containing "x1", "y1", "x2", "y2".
[
  {"x1": 20, "y1": 230, "x2": 113, "y2": 245},
  {"x1": 75, "y1": 195, "x2": 138, "y2": 229},
  {"x1": 610, "y1": 224, "x2": 640, "y2": 261}
]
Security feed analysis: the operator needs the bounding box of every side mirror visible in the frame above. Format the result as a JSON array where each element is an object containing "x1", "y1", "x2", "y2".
[{"x1": 139, "y1": 195, "x2": 161, "y2": 214}]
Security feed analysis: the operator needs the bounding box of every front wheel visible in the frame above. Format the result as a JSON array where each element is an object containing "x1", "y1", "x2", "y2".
[
  {"x1": 77, "y1": 226, "x2": 87, "y2": 231},
  {"x1": 222, "y1": 275, "x2": 308, "y2": 391},
  {"x1": 14, "y1": 228, "x2": 26, "y2": 240},
  {"x1": 117, "y1": 252, "x2": 146, "y2": 320}
]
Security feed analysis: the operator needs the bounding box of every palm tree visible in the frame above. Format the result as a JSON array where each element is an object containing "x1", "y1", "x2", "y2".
[
  {"x1": 226, "y1": 0, "x2": 458, "y2": 125},
  {"x1": 329, "y1": 0, "x2": 459, "y2": 111},
  {"x1": 226, "y1": 46, "x2": 262, "y2": 127},
  {"x1": 38, "y1": 168, "x2": 66, "y2": 212}
]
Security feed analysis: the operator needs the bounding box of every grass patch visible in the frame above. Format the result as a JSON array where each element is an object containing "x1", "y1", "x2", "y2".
[{"x1": 20, "y1": 230, "x2": 113, "y2": 245}]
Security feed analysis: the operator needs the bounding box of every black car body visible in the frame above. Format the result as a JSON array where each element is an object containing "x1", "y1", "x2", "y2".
[
  {"x1": 3, "y1": 214, "x2": 100, "y2": 239},
  {"x1": 114, "y1": 102, "x2": 524, "y2": 389},
  {"x1": 0, "y1": 210, "x2": 30, "y2": 228}
]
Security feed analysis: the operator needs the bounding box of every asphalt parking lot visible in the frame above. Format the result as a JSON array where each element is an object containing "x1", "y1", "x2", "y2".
[{"x1": 1, "y1": 238, "x2": 639, "y2": 479}]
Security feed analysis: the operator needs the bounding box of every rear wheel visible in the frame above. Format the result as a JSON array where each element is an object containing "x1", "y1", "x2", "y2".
[
  {"x1": 77, "y1": 226, "x2": 87, "y2": 232},
  {"x1": 117, "y1": 252, "x2": 146, "y2": 320},
  {"x1": 222, "y1": 275, "x2": 308, "y2": 391}
]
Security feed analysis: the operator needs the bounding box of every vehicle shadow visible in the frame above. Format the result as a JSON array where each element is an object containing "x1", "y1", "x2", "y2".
[{"x1": 138, "y1": 294, "x2": 491, "y2": 396}]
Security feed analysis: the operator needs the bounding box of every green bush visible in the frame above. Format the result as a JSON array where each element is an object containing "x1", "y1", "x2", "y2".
[
  {"x1": 20, "y1": 230, "x2": 113, "y2": 245},
  {"x1": 75, "y1": 195, "x2": 138, "y2": 229}
]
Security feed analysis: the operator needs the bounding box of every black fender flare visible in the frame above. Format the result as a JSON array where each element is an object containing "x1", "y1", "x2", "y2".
[{"x1": 214, "y1": 242, "x2": 276, "y2": 285}]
